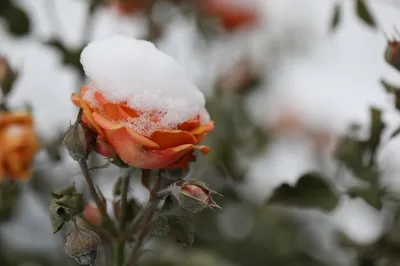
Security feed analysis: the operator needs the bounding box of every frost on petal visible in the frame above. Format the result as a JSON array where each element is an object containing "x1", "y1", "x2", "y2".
[{"x1": 80, "y1": 34, "x2": 211, "y2": 136}]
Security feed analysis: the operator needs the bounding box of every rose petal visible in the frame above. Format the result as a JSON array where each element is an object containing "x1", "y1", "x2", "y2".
[
  {"x1": 95, "y1": 92, "x2": 109, "y2": 105},
  {"x1": 92, "y1": 112, "x2": 124, "y2": 130},
  {"x1": 117, "y1": 106, "x2": 134, "y2": 120},
  {"x1": 103, "y1": 103, "x2": 121, "y2": 120},
  {"x1": 125, "y1": 127, "x2": 160, "y2": 148},
  {"x1": 80, "y1": 86, "x2": 89, "y2": 96},
  {"x1": 194, "y1": 132, "x2": 207, "y2": 143},
  {"x1": 120, "y1": 105, "x2": 139, "y2": 118},
  {"x1": 178, "y1": 117, "x2": 201, "y2": 131},
  {"x1": 190, "y1": 121, "x2": 214, "y2": 135},
  {"x1": 71, "y1": 93, "x2": 82, "y2": 106},
  {"x1": 164, "y1": 152, "x2": 195, "y2": 169},
  {"x1": 105, "y1": 128, "x2": 196, "y2": 169},
  {"x1": 80, "y1": 100, "x2": 105, "y2": 138},
  {"x1": 149, "y1": 130, "x2": 196, "y2": 150},
  {"x1": 172, "y1": 143, "x2": 211, "y2": 155},
  {"x1": 96, "y1": 137, "x2": 115, "y2": 158},
  {"x1": 94, "y1": 113, "x2": 159, "y2": 149}
]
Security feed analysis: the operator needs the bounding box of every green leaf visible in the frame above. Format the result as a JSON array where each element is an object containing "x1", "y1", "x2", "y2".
[
  {"x1": 335, "y1": 138, "x2": 366, "y2": 171},
  {"x1": 267, "y1": 172, "x2": 339, "y2": 211},
  {"x1": 330, "y1": 3, "x2": 341, "y2": 31},
  {"x1": 153, "y1": 215, "x2": 172, "y2": 237},
  {"x1": 367, "y1": 107, "x2": 385, "y2": 159},
  {"x1": 381, "y1": 79, "x2": 400, "y2": 111},
  {"x1": 348, "y1": 187, "x2": 382, "y2": 209},
  {"x1": 169, "y1": 216, "x2": 195, "y2": 247},
  {"x1": 381, "y1": 79, "x2": 397, "y2": 94},
  {"x1": 153, "y1": 215, "x2": 196, "y2": 248},
  {"x1": 1, "y1": 3, "x2": 31, "y2": 37},
  {"x1": 356, "y1": 0, "x2": 376, "y2": 28},
  {"x1": 335, "y1": 137, "x2": 379, "y2": 184},
  {"x1": 391, "y1": 127, "x2": 400, "y2": 139}
]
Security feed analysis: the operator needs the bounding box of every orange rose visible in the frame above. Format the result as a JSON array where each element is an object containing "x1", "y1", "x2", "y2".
[
  {"x1": 71, "y1": 86, "x2": 214, "y2": 169},
  {"x1": 0, "y1": 112, "x2": 39, "y2": 181}
]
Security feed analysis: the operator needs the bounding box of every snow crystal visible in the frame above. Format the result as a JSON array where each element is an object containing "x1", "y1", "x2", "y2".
[{"x1": 80, "y1": 34, "x2": 210, "y2": 135}]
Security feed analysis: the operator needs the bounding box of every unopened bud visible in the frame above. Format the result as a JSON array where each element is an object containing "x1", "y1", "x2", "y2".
[
  {"x1": 64, "y1": 226, "x2": 100, "y2": 265},
  {"x1": 171, "y1": 180, "x2": 222, "y2": 213},
  {"x1": 385, "y1": 40, "x2": 400, "y2": 72},
  {"x1": 83, "y1": 202, "x2": 102, "y2": 226},
  {"x1": 63, "y1": 121, "x2": 91, "y2": 162}
]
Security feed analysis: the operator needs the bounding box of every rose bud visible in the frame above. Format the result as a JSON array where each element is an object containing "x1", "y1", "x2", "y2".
[
  {"x1": 64, "y1": 226, "x2": 101, "y2": 265},
  {"x1": 63, "y1": 119, "x2": 92, "y2": 162},
  {"x1": 170, "y1": 180, "x2": 222, "y2": 213},
  {"x1": 83, "y1": 202, "x2": 102, "y2": 226}
]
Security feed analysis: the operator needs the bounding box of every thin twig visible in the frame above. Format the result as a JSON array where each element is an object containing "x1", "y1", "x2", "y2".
[
  {"x1": 124, "y1": 170, "x2": 163, "y2": 266},
  {"x1": 78, "y1": 159, "x2": 118, "y2": 235}
]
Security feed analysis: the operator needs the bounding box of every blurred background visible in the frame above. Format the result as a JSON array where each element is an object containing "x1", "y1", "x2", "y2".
[{"x1": 1, "y1": 0, "x2": 400, "y2": 265}]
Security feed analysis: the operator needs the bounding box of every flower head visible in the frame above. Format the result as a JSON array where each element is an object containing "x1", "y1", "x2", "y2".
[
  {"x1": 71, "y1": 35, "x2": 214, "y2": 169},
  {"x1": 0, "y1": 112, "x2": 39, "y2": 181}
]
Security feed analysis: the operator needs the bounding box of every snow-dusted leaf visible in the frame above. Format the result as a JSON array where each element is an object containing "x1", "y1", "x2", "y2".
[
  {"x1": 356, "y1": 0, "x2": 376, "y2": 28},
  {"x1": 267, "y1": 172, "x2": 339, "y2": 211},
  {"x1": 330, "y1": 3, "x2": 341, "y2": 31},
  {"x1": 348, "y1": 187, "x2": 382, "y2": 210},
  {"x1": 153, "y1": 215, "x2": 195, "y2": 248}
]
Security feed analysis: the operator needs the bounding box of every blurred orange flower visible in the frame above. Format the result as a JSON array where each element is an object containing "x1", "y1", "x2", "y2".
[
  {"x1": 107, "y1": 0, "x2": 149, "y2": 16},
  {"x1": 71, "y1": 86, "x2": 214, "y2": 169},
  {"x1": 0, "y1": 112, "x2": 39, "y2": 181},
  {"x1": 200, "y1": 0, "x2": 259, "y2": 31}
]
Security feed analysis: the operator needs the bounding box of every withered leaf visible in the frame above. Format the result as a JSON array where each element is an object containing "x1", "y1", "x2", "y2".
[{"x1": 49, "y1": 184, "x2": 83, "y2": 234}]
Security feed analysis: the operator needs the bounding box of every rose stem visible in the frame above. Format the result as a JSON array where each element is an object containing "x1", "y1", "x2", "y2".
[
  {"x1": 124, "y1": 169, "x2": 163, "y2": 266},
  {"x1": 78, "y1": 160, "x2": 118, "y2": 236},
  {"x1": 113, "y1": 168, "x2": 134, "y2": 266}
]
